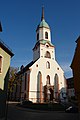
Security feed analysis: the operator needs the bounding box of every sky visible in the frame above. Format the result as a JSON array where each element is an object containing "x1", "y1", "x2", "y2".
[{"x1": 0, "y1": 0, "x2": 80, "y2": 78}]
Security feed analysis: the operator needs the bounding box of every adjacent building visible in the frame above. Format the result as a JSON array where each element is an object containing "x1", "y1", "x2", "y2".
[
  {"x1": 0, "y1": 22, "x2": 14, "y2": 118},
  {"x1": 71, "y1": 36, "x2": 80, "y2": 110},
  {"x1": 15, "y1": 8, "x2": 67, "y2": 103},
  {"x1": 66, "y1": 77, "x2": 75, "y2": 100}
]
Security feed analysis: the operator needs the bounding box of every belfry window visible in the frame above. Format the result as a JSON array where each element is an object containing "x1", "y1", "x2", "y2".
[
  {"x1": 45, "y1": 32, "x2": 48, "y2": 39},
  {"x1": 45, "y1": 51, "x2": 51, "y2": 58},
  {"x1": 0, "y1": 56, "x2": 2, "y2": 73}
]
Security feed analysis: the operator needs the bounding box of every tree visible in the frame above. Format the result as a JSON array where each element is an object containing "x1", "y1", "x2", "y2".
[{"x1": 8, "y1": 67, "x2": 18, "y2": 100}]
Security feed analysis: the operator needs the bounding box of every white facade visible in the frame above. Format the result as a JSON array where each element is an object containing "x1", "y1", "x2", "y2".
[
  {"x1": 36, "y1": 27, "x2": 51, "y2": 42},
  {"x1": 21, "y1": 8, "x2": 67, "y2": 103},
  {"x1": 29, "y1": 58, "x2": 66, "y2": 102}
]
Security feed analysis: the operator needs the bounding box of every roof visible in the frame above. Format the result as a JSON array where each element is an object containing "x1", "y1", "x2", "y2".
[
  {"x1": 0, "y1": 39, "x2": 14, "y2": 57},
  {"x1": 24, "y1": 61, "x2": 34, "y2": 70},
  {"x1": 40, "y1": 39, "x2": 54, "y2": 46},
  {"x1": 66, "y1": 77, "x2": 74, "y2": 89},
  {"x1": 39, "y1": 19, "x2": 50, "y2": 28},
  {"x1": 36, "y1": 7, "x2": 50, "y2": 31},
  {"x1": 75, "y1": 36, "x2": 80, "y2": 43},
  {"x1": 17, "y1": 61, "x2": 35, "y2": 75},
  {"x1": 67, "y1": 77, "x2": 73, "y2": 81},
  {"x1": 33, "y1": 39, "x2": 54, "y2": 50},
  {"x1": 36, "y1": 19, "x2": 50, "y2": 31}
]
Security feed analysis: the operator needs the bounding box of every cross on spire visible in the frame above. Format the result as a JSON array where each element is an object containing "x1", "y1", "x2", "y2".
[{"x1": 41, "y1": 6, "x2": 45, "y2": 21}]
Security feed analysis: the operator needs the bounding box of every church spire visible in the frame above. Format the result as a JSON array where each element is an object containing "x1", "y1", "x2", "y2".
[{"x1": 41, "y1": 6, "x2": 44, "y2": 21}]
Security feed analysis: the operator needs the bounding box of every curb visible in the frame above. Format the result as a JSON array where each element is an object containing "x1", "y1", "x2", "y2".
[{"x1": 16, "y1": 106, "x2": 65, "y2": 113}]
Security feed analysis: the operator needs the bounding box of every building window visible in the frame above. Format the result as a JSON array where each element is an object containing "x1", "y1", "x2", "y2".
[
  {"x1": 46, "y1": 61, "x2": 50, "y2": 69},
  {"x1": 45, "y1": 51, "x2": 51, "y2": 58},
  {"x1": 36, "y1": 64, "x2": 38, "y2": 67},
  {"x1": 0, "y1": 56, "x2": 2, "y2": 73},
  {"x1": 46, "y1": 75, "x2": 50, "y2": 85},
  {"x1": 37, "y1": 33, "x2": 39, "y2": 40},
  {"x1": 57, "y1": 67, "x2": 59, "y2": 70},
  {"x1": 46, "y1": 45, "x2": 49, "y2": 48},
  {"x1": 45, "y1": 32, "x2": 48, "y2": 39}
]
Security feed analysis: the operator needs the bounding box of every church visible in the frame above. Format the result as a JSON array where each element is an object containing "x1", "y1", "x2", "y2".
[{"x1": 15, "y1": 8, "x2": 67, "y2": 103}]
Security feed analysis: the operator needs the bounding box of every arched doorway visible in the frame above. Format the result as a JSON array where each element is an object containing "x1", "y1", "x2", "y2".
[
  {"x1": 46, "y1": 75, "x2": 50, "y2": 85},
  {"x1": 44, "y1": 75, "x2": 54, "y2": 102},
  {"x1": 49, "y1": 88, "x2": 53, "y2": 101}
]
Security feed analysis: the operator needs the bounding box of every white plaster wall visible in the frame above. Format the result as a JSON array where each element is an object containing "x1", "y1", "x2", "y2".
[
  {"x1": 39, "y1": 28, "x2": 51, "y2": 41},
  {"x1": 29, "y1": 57, "x2": 66, "y2": 102},
  {"x1": 40, "y1": 44, "x2": 55, "y2": 60},
  {"x1": 33, "y1": 42, "x2": 55, "y2": 62}
]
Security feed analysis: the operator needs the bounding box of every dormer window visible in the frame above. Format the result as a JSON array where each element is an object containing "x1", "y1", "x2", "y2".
[
  {"x1": 37, "y1": 33, "x2": 39, "y2": 40},
  {"x1": 45, "y1": 32, "x2": 48, "y2": 39},
  {"x1": 0, "y1": 56, "x2": 2, "y2": 73}
]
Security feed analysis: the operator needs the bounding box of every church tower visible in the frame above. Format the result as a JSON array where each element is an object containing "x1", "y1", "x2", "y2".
[
  {"x1": 16, "y1": 7, "x2": 67, "y2": 103},
  {"x1": 33, "y1": 7, "x2": 55, "y2": 62}
]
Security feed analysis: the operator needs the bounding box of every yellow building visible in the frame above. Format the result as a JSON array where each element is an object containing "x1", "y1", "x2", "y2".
[
  {"x1": 0, "y1": 36, "x2": 14, "y2": 117},
  {"x1": 71, "y1": 36, "x2": 80, "y2": 110}
]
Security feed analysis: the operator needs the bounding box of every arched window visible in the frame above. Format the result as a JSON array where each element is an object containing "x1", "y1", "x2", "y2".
[
  {"x1": 46, "y1": 61, "x2": 50, "y2": 69},
  {"x1": 46, "y1": 75, "x2": 50, "y2": 85},
  {"x1": 45, "y1": 32, "x2": 48, "y2": 39},
  {"x1": 37, "y1": 33, "x2": 39, "y2": 40},
  {"x1": 0, "y1": 56, "x2": 2, "y2": 73},
  {"x1": 45, "y1": 51, "x2": 51, "y2": 58}
]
